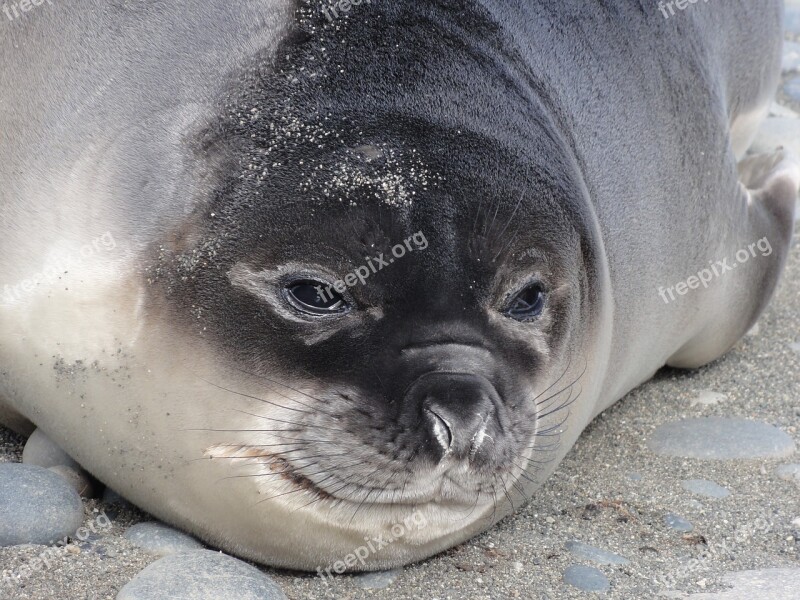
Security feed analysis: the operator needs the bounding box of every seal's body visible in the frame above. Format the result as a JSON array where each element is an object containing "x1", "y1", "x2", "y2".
[{"x1": 1, "y1": 1, "x2": 797, "y2": 570}]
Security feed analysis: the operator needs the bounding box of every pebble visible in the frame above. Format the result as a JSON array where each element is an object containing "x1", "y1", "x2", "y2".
[
  {"x1": 790, "y1": 340, "x2": 800, "y2": 354},
  {"x1": 563, "y1": 564, "x2": 610, "y2": 592},
  {"x1": 688, "y1": 568, "x2": 800, "y2": 599},
  {"x1": 353, "y1": 569, "x2": 403, "y2": 589},
  {"x1": 22, "y1": 428, "x2": 80, "y2": 471},
  {"x1": 751, "y1": 117, "x2": 800, "y2": 157},
  {"x1": 0, "y1": 463, "x2": 84, "y2": 547},
  {"x1": 775, "y1": 464, "x2": 800, "y2": 487},
  {"x1": 690, "y1": 391, "x2": 728, "y2": 407},
  {"x1": 664, "y1": 513, "x2": 694, "y2": 533},
  {"x1": 681, "y1": 479, "x2": 730, "y2": 499},
  {"x1": 48, "y1": 465, "x2": 95, "y2": 498},
  {"x1": 565, "y1": 540, "x2": 629, "y2": 565},
  {"x1": 116, "y1": 550, "x2": 287, "y2": 600},
  {"x1": 784, "y1": 76, "x2": 800, "y2": 102},
  {"x1": 784, "y1": 41, "x2": 800, "y2": 75},
  {"x1": 123, "y1": 522, "x2": 204, "y2": 557},
  {"x1": 627, "y1": 472, "x2": 643, "y2": 481},
  {"x1": 647, "y1": 418, "x2": 796, "y2": 460}
]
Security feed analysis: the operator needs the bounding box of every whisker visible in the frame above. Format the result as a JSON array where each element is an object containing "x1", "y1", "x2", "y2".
[{"x1": 198, "y1": 378, "x2": 315, "y2": 416}]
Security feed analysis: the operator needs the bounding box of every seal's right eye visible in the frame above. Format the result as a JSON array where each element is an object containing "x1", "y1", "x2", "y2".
[{"x1": 285, "y1": 280, "x2": 349, "y2": 316}]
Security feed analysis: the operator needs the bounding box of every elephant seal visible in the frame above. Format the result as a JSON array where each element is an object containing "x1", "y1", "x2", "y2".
[{"x1": 0, "y1": 0, "x2": 797, "y2": 571}]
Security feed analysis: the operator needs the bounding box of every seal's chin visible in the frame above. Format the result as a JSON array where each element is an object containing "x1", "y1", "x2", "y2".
[{"x1": 203, "y1": 442, "x2": 521, "y2": 509}]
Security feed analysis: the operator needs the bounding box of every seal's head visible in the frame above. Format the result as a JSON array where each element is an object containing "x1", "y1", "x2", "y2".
[{"x1": 142, "y1": 3, "x2": 607, "y2": 570}]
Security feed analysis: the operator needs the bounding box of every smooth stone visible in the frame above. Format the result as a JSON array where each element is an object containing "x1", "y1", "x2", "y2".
[
  {"x1": 565, "y1": 540, "x2": 629, "y2": 565},
  {"x1": 48, "y1": 465, "x2": 96, "y2": 498},
  {"x1": 775, "y1": 463, "x2": 800, "y2": 486},
  {"x1": 688, "y1": 568, "x2": 800, "y2": 599},
  {"x1": 751, "y1": 117, "x2": 800, "y2": 157},
  {"x1": 647, "y1": 418, "x2": 796, "y2": 460},
  {"x1": 686, "y1": 499, "x2": 704, "y2": 511},
  {"x1": 790, "y1": 341, "x2": 800, "y2": 354},
  {"x1": 626, "y1": 472, "x2": 643, "y2": 482},
  {"x1": 354, "y1": 569, "x2": 403, "y2": 589},
  {"x1": 664, "y1": 513, "x2": 694, "y2": 532},
  {"x1": 116, "y1": 550, "x2": 287, "y2": 600},
  {"x1": 785, "y1": 77, "x2": 800, "y2": 102},
  {"x1": 563, "y1": 564, "x2": 610, "y2": 592},
  {"x1": 123, "y1": 522, "x2": 204, "y2": 557},
  {"x1": 681, "y1": 479, "x2": 730, "y2": 499},
  {"x1": 0, "y1": 463, "x2": 84, "y2": 546},
  {"x1": 784, "y1": 42, "x2": 800, "y2": 74},
  {"x1": 22, "y1": 428, "x2": 80, "y2": 471},
  {"x1": 690, "y1": 391, "x2": 728, "y2": 407}
]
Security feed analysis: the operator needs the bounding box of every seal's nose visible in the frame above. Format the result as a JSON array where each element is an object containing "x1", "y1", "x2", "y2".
[{"x1": 405, "y1": 372, "x2": 499, "y2": 463}]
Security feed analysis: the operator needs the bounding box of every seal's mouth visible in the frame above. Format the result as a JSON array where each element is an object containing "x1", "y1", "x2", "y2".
[
  {"x1": 204, "y1": 440, "x2": 528, "y2": 511},
  {"x1": 204, "y1": 444, "x2": 335, "y2": 502}
]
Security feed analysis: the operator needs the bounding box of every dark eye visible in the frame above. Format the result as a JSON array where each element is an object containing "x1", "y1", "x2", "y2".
[
  {"x1": 285, "y1": 280, "x2": 349, "y2": 316},
  {"x1": 505, "y1": 283, "x2": 547, "y2": 321}
]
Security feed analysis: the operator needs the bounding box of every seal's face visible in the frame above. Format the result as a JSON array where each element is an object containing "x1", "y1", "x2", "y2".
[
  {"x1": 140, "y1": 5, "x2": 600, "y2": 567},
  {"x1": 146, "y1": 114, "x2": 593, "y2": 567}
]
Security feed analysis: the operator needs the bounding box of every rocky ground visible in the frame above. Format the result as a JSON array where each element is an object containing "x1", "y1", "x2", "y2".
[{"x1": 2, "y1": 5, "x2": 800, "y2": 600}]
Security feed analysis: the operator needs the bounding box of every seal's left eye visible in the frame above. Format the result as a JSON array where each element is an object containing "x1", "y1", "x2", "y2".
[
  {"x1": 505, "y1": 283, "x2": 547, "y2": 321},
  {"x1": 285, "y1": 281, "x2": 349, "y2": 316}
]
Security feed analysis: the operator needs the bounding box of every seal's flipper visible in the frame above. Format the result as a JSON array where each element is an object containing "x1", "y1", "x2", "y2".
[
  {"x1": 738, "y1": 149, "x2": 800, "y2": 229},
  {"x1": 668, "y1": 149, "x2": 799, "y2": 369}
]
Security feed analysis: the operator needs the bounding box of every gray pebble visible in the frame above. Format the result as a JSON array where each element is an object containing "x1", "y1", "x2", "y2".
[
  {"x1": 784, "y1": 76, "x2": 800, "y2": 102},
  {"x1": 353, "y1": 569, "x2": 403, "y2": 589},
  {"x1": 123, "y1": 522, "x2": 204, "y2": 557},
  {"x1": 563, "y1": 564, "x2": 610, "y2": 592},
  {"x1": 681, "y1": 479, "x2": 730, "y2": 499},
  {"x1": 48, "y1": 465, "x2": 95, "y2": 498},
  {"x1": 565, "y1": 540, "x2": 629, "y2": 565},
  {"x1": 687, "y1": 568, "x2": 800, "y2": 599},
  {"x1": 664, "y1": 513, "x2": 694, "y2": 532},
  {"x1": 775, "y1": 464, "x2": 800, "y2": 487},
  {"x1": 116, "y1": 550, "x2": 287, "y2": 600},
  {"x1": 22, "y1": 428, "x2": 80, "y2": 471},
  {"x1": 647, "y1": 418, "x2": 796, "y2": 460},
  {"x1": 0, "y1": 463, "x2": 84, "y2": 547},
  {"x1": 690, "y1": 391, "x2": 728, "y2": 407},
  {"x1": 790, "y1": 341, "x2": 800, "y2": 354},
  {"x1": 626, "y1": 472, "x2": 643, "y2": 481}
]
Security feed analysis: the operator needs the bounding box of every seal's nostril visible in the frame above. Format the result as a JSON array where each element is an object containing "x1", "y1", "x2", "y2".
[{"x1": 424, "y1": 406, "x2": 453, "y2": 453}]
